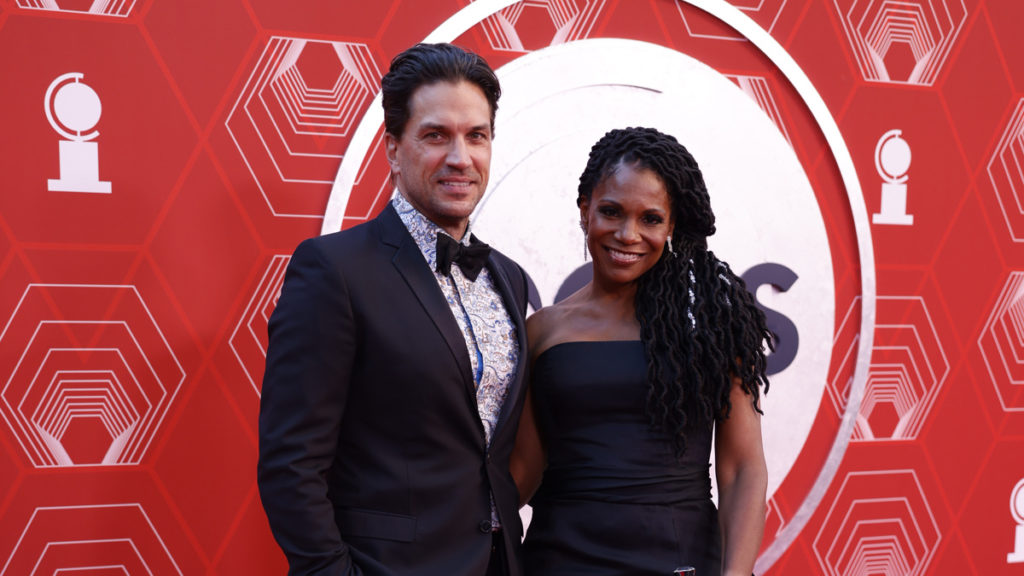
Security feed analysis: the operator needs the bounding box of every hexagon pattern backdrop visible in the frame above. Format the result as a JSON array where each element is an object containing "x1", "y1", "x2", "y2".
[{"x1": 0, "y1": 0, "x2": 1021, "y2": 574}]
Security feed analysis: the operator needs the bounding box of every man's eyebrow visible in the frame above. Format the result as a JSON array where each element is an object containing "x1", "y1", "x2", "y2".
[{"x1": 416, "y1": 122, "x2": 448, "y2": 132}]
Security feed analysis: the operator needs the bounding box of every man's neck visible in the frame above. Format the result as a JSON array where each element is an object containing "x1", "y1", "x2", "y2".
[{"x1": 394, "y1": 190, "x2": 470, "y2": 242}]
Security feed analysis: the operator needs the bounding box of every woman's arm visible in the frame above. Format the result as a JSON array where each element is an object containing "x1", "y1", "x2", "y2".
[
  {"x1": 714, "y1": 378, "x2": 768, "y2": 576},
  {"x1": 510, "y1": 383, "x2": 544, "y2": 507},
  {"x1": 509, "y1": 312, "x2": 550, "y2": 507}
]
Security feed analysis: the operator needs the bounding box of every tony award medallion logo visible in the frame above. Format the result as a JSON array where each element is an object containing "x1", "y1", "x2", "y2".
[
  {"x1": 872, "y1": 129, "x2": 912, "y2": 225},
  {"x1": 1010, "y1": 478, "x2": 1024, "y2": 564},
  {"x1": 45, "y1": 72, "x2": 111, "y2": 194}
]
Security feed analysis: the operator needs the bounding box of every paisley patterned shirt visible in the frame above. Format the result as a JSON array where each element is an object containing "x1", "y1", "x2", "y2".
[{"x1": 393, "y1": 193, "x2": 520, "y2": 448}]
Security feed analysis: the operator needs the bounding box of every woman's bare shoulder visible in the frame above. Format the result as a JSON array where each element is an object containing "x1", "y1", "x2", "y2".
[{"x1": 526, "y1": 296, "x2": 591, "y2": 362}]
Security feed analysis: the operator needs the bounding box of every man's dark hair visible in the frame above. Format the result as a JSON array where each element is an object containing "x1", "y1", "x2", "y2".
[{"x1": 381, "y1": 43, "x2": 501, "y2": 138}]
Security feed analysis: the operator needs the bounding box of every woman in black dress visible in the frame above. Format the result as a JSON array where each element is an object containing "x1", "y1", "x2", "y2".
[{"x1": 511, "y1": 127, "x2": 771, "y2": 575}]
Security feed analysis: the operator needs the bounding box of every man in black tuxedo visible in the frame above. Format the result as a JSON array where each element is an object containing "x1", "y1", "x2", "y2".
[{"x1": 257, "y1": 43, "x2": 529, "y2": 576}]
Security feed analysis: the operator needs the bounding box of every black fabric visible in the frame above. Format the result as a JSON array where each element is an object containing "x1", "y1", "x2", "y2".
[
  {"x1": 524, "y1": 341, "x2": 722, "y2": 576},
  {"x1": 486, "y1": 531, "x2": 508, "y2": 576},
  {"x1": 258, "y1": 204, "x2": 529, "y2": 576},
  {"x1": 436, "y1": 232, "x2": 492, "y2": 281}
]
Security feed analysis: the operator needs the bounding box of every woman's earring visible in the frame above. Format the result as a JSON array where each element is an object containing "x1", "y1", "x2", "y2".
[
  {"x1": 581, "y1": 221, "x2": 589, "y2": 261},
  {"x1": 686, "y1": 260, "x2": 696, "y2": 329},
  {"x1": 666, "y1": 236, "x2": 676, "y2": 257}
]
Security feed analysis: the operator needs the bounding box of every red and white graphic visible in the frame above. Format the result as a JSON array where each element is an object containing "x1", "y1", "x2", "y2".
[
  {"x1": 988, "y1": 98, "x2": 1024, "y2": 242},
  {"x1": 0, "y1": 285, "x2": 185, "y2": 467},
  {"x1": 1010, "y1": 478, "x2": 1024, "y2": 563},
  {"x1": 230, "y1": 255, "x2": 289, "y2": 396},
  {"x1": 1005, "y1": 477, "x2": 1024, "y2": 565},
  {"x1": 872, "y1": 129, "x2": 913, "y2": 225},
  {"x1": 44, "y1": 73, "x2": 111, "y2": 194},
  {"x1": 226, "y1": 37, "x2": 383, "y2": 219},
  {"x1": 0, "y1": 0, "x2": 1020, "y2": 573},
  {"x1": 727, "y1": 75, "x2": 793, "y2": 148},
  {"x1": 828, "y1": 297, "x2": 865, "y2": 427},
  {"x1": 0, "y1": 504, "x2": 182, "y2": 575},
  {"x1": 813, "y1": 470, "x2": 940, "y2": 576},
  {"x1": 14, "y1": 0, "x2": 136, "y2": 17},
  {"x1": 479, "y1": 0, "x2": 606, "y2": 52},
  {"x1": 834, "y1": 0, "x2": 967, "y2": 85},
  {"x1": 979, "y1": 272, "x2": 1024, "y2": 412},
  {"x1": 675, "y1": 0, "x2": 788, "y2": 41},
  {"x1": 852, "y1": 296, "x2": 946, "y2": 440}
]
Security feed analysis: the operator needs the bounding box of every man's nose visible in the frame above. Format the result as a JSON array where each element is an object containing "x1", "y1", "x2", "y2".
[{"x1": 446, "y1": 138, "x2": 471, "y2": 168}]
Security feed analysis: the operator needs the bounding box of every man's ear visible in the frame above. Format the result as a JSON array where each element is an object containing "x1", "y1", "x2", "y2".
[{"x1": 384, "y1": 132, "x2": 399, "y2": 173}]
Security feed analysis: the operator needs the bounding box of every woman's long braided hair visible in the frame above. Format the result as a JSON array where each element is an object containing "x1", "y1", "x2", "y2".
[{"x1": 578, "y1": 127, "x2": 772, "y2": 455}]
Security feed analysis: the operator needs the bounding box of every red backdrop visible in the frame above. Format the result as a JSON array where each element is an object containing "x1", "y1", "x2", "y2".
[{"x1": 0, "y1": 1, "x2": 1022, "y2": 574}]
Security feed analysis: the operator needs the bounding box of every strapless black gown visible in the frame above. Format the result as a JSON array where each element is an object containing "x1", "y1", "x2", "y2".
[{"x1": 523, "y1": 341, "x2": 721, "y2": 576}]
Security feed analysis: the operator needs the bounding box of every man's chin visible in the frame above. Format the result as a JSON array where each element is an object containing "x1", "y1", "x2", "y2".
[{"x1": 435, "y1": 195, "x2": 482, "y2": 214}]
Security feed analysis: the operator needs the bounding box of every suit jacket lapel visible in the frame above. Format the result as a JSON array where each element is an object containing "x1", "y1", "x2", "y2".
[
  {"x1": 377, "y1": 204, "x2": 476, "y2": 392},
  {"x1": 485, "y1": 255, "x2": 529, "y2": 436}
]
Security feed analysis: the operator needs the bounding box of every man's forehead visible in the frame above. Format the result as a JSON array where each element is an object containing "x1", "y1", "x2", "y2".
[
  {"x1": 406, "y1": 83, "x2": 492, "y2": 129},
  {"x1": 408, "y1": 80, "x2": 489, "y2": 111}
]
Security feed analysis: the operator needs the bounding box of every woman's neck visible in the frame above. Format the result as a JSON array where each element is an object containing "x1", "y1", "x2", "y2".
[{"x1": 581, "y1": 280, "x2": 638, "y2": 322}]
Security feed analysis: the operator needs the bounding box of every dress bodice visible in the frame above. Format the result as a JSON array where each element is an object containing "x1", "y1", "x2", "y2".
[
  {"x1": 531, "y1": 340, "x2": 713, "y2": 505},
  {"x1": 524, "y1": 340, "x2": 722, "y2": 575}
]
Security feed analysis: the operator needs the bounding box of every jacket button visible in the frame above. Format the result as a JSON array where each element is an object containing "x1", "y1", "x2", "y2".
[{"x1": 478, "y1": 520, "x2": 492, "y2": 533}]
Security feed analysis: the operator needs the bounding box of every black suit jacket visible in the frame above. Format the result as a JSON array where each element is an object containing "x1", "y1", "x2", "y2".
[{"x1": 258, "y1": 204, "x2": 529, "y2": 576}]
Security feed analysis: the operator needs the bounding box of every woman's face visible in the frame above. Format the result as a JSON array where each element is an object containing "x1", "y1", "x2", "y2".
[{"x1": 580, "y1": 162, "x2": 675, "y2": 288}]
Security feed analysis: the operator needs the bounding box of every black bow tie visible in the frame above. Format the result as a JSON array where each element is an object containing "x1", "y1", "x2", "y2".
[{"x1": 436, "y1": 232, "x2": 491, "y2": 281}]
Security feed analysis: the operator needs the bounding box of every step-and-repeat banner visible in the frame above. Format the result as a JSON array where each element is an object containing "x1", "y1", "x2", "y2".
[{"x1": 0, "y1": 0, "x2": 1022, "y2": 574}]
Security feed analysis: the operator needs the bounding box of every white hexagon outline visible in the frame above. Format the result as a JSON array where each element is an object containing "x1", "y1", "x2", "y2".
[
  {"x1": 37, "y1": 370, "x2": 140, "y2": 439},
  {"x1": 272, "y1": 65, "x2": 364, "y2": 133},
  {"x1": 676, "y1": 0, "x2": 788, "y2": 41},
  {"x1": 479, "y1": 0, "x2": 608, "y2": 52},
  {"x1": 833, "y1": 0, "x2": 967, "y2": 85},
  {"x1": 812, "y1": 469, "x2": 940, "y2": 576},
  {"x1": 856, "y1": 296, "x2": 949, "y2": 440},
  {"x1": 321, "y1": 1, "x2": 876, "y2": 572},
  {"x1": 36, "y1": 368, "x2": 142, "y2": 464},
  {"x1": 54, "y1": 567, "x2": 130, "y2": 576},
  {"x1": 39, "y1": 372, "x2": 138, "y2": 453},
  {"x1": 0, "y1": 285, "x2": 186, "y2": 467},
  {"x1": 34, "y1": 540, "x2": 148, "y2": 575},
  {"x1": 987, "y1": 99, "x2": 1024, "y2": 243},
  {"x1": 6, "y1": 327, "x2": 162, "y2": 467},
  {"x1": 978, "y1": 270, "x2": 1024, "y2": 412},
  {"x1": 229, "y1": 255, "x2": 290, "y2": 395},
  {"x1": 858, "y1": 362, "x2": 914, "y2": 438},
  {"x1": 0, "y1": 503, "x2": 183, "y2": 576},
  {"x1": 14, "y1": 0, "x2": 135, "y2": 17},
  {"x1": 225, "y1": 37, "x2": 383, "y2": 219}
]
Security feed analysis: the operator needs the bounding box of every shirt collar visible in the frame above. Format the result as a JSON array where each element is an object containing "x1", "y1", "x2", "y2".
[{"x1": 392, "y1": 191, "x2": 474, "y2": 270}]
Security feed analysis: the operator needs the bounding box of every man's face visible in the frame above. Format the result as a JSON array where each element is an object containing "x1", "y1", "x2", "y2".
[{"x1": 385, "y1": 80, "x2": 493, "y2": 239}]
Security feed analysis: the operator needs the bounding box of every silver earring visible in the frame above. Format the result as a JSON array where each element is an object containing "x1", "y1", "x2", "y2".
[
  {"x1": 581, "y1": 220, "x2": 589, "y2": 261},
  {"x1": 686, "y1": 260, "x2": 696, "y2": 329},
  {"x1": 666, "y1": 236, "x2": 676, "y2": 257}
]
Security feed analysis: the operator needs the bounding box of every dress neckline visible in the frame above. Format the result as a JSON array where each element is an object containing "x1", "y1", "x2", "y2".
[{"x1": 535, "y1": 339, "x2": 643, "y2": 365}]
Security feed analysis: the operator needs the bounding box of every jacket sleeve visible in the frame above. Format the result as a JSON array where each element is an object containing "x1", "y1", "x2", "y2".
[{"x1": 257, "y1": 238, "x2": 361, "y2": 576}]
